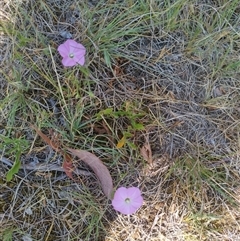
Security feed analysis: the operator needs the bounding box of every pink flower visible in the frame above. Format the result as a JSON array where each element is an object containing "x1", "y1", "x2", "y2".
[
  {"x1": 57, "y1": 39, "x2": 86, "y2": 67},
  {"x1": 112, "y1": 187, "x2": 143, "y2": 215}
]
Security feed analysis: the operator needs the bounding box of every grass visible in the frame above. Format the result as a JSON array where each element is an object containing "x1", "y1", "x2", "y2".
[{"x1": 1, "y1": 0, "x2": 240, "y2": 240}]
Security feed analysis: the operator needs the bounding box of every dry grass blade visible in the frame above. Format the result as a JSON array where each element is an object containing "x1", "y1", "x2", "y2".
[
  {"x1": 30, "y1": 125, "x2": 60, "y2": 151},
  {"x1": 140, "y1": 142, "x2": 153, "y2": 165},
  {"x1": 62, "y1": 153, "x2": 75, "y2": 179},
  {"x1": 31, "y1": 126, "x2": 78, "y2": 178},
  {"x1": 67, "y1": 148, "x2": 113, "y2": 199}
]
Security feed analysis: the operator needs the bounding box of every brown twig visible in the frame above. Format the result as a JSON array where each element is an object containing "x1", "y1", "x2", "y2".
[{"x1": 0, "y1": 156, "x2": 91, "y2": 176}]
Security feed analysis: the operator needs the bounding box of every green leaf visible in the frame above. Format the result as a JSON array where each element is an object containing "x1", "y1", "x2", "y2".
[
  {"x1": 126, "y1": 140, "x2": 137, "y2": 150},
  {"x1": 131, "y1": 122, "x2": 145, "y2": 130},
  {"x1": 6, "y1": 151, "x2": 21, "y2": 182},
  {"x1": 6, "y1": 159, "x2": 21, "y2": 181},
  {"x1": 96, "y1": 108, "x2": 114, "y2": 118},
  {"x1": 102, "y1": 108, "x2": 113, "y2": 115},
  {"x1": 123, "y1": 131, "x2": 133, "y2": 138},
  {"x1": 103, "y1": 49, "x2": 111, "y2": 67}
]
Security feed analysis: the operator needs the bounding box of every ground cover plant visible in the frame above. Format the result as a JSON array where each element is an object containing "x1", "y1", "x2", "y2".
[{"x1": 0, "y1": 0, "x2": 240, "y2": 240}]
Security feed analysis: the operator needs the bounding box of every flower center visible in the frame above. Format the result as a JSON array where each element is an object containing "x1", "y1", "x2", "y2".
[
  {"x1": 69, "y1": 53, "x2": 74, "y2": 58},
  {"x1": 125, "y1": 198, "x2": 131, "y2": 203}
]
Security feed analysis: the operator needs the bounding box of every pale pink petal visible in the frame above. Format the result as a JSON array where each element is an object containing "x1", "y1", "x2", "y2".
[
  {"x1": 62, "y1": 57, "x2": 77, "y2": 67},
  {"x1": 66, "y1": 39, "x2": 80, "y2": 48},
  {"x1": 58, "y1": 39, "x2": 86, "y2": 67},
  {"x1": 131, "y1": 196, "x2": 143, "y2": 207},
  {"x1": 72, "y1": 45, "x2": 86, "y2": 65},
  {"x1": 112, "y1": 200, "x2": 132, "y2": 215},
  {"x1": 67, "y1": 40, "x2": 86, "y2": 54},
  {"x1": 125, "y1": 205, "x2": 139, "y2": 215},
  {"x1": 73, "y1": 47, "x2": 86, "y2": 56},
  {"x1": 112, "y1": 187, "x2": 143, "y2": 215},
  {"x1": 113, "y1": 187, "x2": 128, "y2": 200},
  {"x1": 74, "y1": 50, "x2": 86, "y2": 57},
  {"x1": 126, "y1": 187, "x2": 142, "y2": 199},
  {"x1": 114, "y1": 203, "x2": 140, "y2": 215},
  {"x1": 57, "y1": 43, "x2": 70, "y2": 57},
  {"x1": 118, "y1": 205, "x2": 133, "y2": 215},
  {"x1": 112, "y1": 200, "x2": 125, "y2": 211},
  {"x1": 75, "y1": 55, "x2": 85, "y2": 66}
]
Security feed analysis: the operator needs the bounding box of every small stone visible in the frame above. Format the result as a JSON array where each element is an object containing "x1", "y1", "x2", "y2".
[{"x1": 59, "y1": 30, "x2": 73, "y2": 39}]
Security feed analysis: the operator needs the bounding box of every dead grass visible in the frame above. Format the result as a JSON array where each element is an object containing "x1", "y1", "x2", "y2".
[{"x1": 1, "y1": 0, "x2": 240, "y2": 240}]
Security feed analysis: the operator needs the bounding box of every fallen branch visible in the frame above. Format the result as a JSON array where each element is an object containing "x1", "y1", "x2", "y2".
[{"x1": 0, "y1": 156, "x2": 91, "y2": 176}]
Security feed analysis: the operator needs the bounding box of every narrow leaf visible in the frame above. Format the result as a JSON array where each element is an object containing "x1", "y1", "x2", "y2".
[
  {"x1": 6, "y1": 159, "x2": 21, "y2": 181},
  {"x1": 67, "y1": 148, "x2": 113, "y2": 198},
  {"x1": 103, "y1": 49, "x2": 111, "y2": 67},
  {"x1": 116, "y1": 136, "x2": 126, "y2": 148}
]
